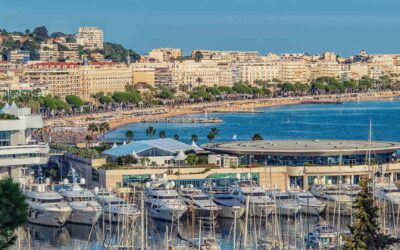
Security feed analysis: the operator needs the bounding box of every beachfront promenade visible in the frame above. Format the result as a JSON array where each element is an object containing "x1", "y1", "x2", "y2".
[{"x1": 45, "y1": 91, "x2": 399, "y2": 143}]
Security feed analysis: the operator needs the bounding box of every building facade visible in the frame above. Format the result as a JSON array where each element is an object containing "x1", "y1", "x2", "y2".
[{"x1": 76, "y1": 27, "x2": 104, "y2": 50}]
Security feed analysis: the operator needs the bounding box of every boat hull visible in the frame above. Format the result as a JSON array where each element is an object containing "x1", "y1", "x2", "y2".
[
  {"x1": 247, "y1": 203, "x2": 274, "y2": 217},
  {"x1": 68, "y1": 208, "x2": 102, "y2": 225},
  {"x1": 186, "y1": 207, "x2": 221, "y2": 220},
  {"x1": 28, "y1": 208, "x2": 71, "y2": 227},
  {"x1": 147, "y1": 206, "x2": 187, "y2": 221},
  {"x1": 300, "y1": 204, "x2": 326, "y2": 215},
  {"x1": 218, "y1": 205, "x2": 245, "y2": 219}
]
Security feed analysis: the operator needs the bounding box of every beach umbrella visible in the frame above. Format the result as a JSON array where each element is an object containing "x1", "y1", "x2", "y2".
[
  {"x1": 112, "y1": 142, "x2": 117, "y2": 148},
  {"x1": 131, "y1": 150, "x2": 138, "y2": 158}
]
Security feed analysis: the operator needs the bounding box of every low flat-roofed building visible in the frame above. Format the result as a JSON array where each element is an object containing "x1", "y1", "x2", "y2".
[
  {"x1": 103, "y1": 138, "x2": 199, "y2": 167},
  {"x1": 203, "y1": 139, "x2": 400, "y2": 189}
]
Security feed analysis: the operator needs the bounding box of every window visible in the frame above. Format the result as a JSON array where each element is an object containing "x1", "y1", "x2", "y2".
[{"x1": 0, "y1": 131, "x2": 11, "y2": 146}]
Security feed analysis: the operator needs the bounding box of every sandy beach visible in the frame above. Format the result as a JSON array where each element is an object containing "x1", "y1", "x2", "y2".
[{"x1": 46, "y1": 91, "x2": 400, "y2": 143}]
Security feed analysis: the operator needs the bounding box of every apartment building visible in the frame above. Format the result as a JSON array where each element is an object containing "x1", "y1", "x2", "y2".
[
  {"x1": 76, "y1": 27, "x2": 104, "y2": 50},
  {"x1": 154, "y1": 68, "x2": 174, "y2": 88},
  {"x1": 310, "y1": 61, "x2": 341, "y2": 80},
  {"x1": 149, "y1": 48, "x2": 182, "y2": 62},
  {"x1": 191, "y1": 50, "x2": 261, "y2": 62},
  {"x1": 278, "y1": 60, "x2": 310, "y2": 83},
  {"x1": 0, "y1": 103, "x2": 49, "y2": 183},
  {"x1": 79, "y1": 64, "x2": 132, "y2": 100},
  {"x1": 23, "y1": 63, "x2": 81, "y2": 100},
  {"x1": 237, "y1": 62, "x2": 279, "y2": 85},
  {"x1": 9, "y1": 50, "x2": 30, "y2": 63}
]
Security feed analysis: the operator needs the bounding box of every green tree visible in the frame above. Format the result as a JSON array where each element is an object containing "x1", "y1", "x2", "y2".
[
  {"x1": 159, "y1": 130, "x2": 167, "y2": 138},
  {"x1": 32, "y1": 26, "x2": 49, "y2": 42},
  {"x1": 0, "y1": 178, "x2": 28, "y2": 249},
  {"x1": 125, "y1": 130, "x2": 134, "y2": 141},
  {"x1": 191, "y1": 134, "x2": 198, "y2": 142},
  {"x1": 252, "y1": 133, "x2": 263, "y2": 141},
  {"x1": 342, "y1": 178, "x2": 399, "y2": 249},
  {"x1": 65, "y1": 95, "x2": 84, "y2": 108},
  {"x1": 207, "y1": 131, "x2": 216, "y2": 142},
  {"x1": 158, "y1": 88, "x2": 174, "y2": 99},
  {"x1": 186, "y1": 154, "x2": 199, "y2": 165},
  {"x1": 173, "y1": 133, "x2": 180, "y2": 141},
  {"x1": 146, "y1": 126, "x2": 156, "y2": 139}
]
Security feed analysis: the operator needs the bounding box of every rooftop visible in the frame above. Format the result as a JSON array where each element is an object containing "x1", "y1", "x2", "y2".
[{"x1": 203, "y1": 140, "x2": 400, "y2": 156}]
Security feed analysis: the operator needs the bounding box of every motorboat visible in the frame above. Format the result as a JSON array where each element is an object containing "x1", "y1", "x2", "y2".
[
  {"x1": 230, "y1": 180, "x2": 275, "y2": 217},
  {"x1": 311, "y1": 185, "x2": 354, "y2": 216},
  {"x1": 211, "y1": 191, "x2": 245, "y2": 219},
  {"x1": 374, "y1": 182, "x2": 400, "y2": 211},
  {"x1": 25, "y1": 182, "x2": 72, "y2": 227},
  {"x1": 144, "y1": 180, "x2": 187, "y2": 221},
  {"x1": 270, "y1": 191, "x2": 301, "y2": 216},
  {"x1": 58, "y1": 180, "x2": 102, "y2": 225},
  {"x1": 179, "y1": 187, "x2": 221, "y2": 220},
  {"x1": 289, "y1": 191, "x2": 326, "y2": 215},
  {"x1": 94, "y1": 189, "x2": 140, "y2": 223}
]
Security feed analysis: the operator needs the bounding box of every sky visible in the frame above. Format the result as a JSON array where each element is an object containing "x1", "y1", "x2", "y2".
[{"x1": 1, "y1": 0, "x2": 400, "y2": 56}]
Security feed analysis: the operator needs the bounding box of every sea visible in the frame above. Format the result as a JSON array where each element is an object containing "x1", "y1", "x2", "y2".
[
  {"x1": 15, "y1": 98, "x2": 400, "y2": 249},
  {"x1": 105, "y1": 98, "x2": 400, "y2": 144}
]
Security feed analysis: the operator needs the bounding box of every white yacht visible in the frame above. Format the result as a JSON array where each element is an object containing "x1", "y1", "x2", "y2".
[
  {"x1": 179, "y1": 187, "x2": 221, "y2": 220},
  {"x1": 270, "y1": 191, "x2": 301, "y2": 216},
  {"x1": 58, "y1": 180, "x2": 102, "y2": 225},
  {"x1": 144, "y1": 180, "x2": 187, "y2": 221},
  {"x1": 94, "y1": 189, "x2": 140, "y2": 223},
  {"x1": 289, "y1": 191, "x2": 325, "y2": 215},
  {"x1": 374, "y1": 183, "x2": 400, "y2": 210},
  {"x1": 230, "y1": 180, "x2": 275, "y2": 217},
  {"x1": 211, "y1": 192, "x2": 245, "y2": 219},
  {"x1": 25, "y1": 183, "x2": 72, "y2": 227},
  {"x1": 311, "y1": 184, "x2": 354, "y2": 216}
]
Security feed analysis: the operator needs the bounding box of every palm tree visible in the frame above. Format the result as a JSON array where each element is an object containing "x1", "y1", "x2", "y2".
[
  {"x1": 207, "y1": 132, "x2": 216, "y2": 142},
  {"x1": 146, "y1": 126, "x2": 156, "y2": 139},
  {"x1": 252, "y1": 133, "x2": 263, "y2": 141},
  {"x1": 85, "y1": 134, "x2": 93, "y2": 148},
  {"x1": 125, "y1": 130, "x2": 134, "y2": 142},
  {"x1": 191, "y1": 134, "x2": 198, "y2": 142},
  {"x1": 87, "y1": 123, "x2": 99, "y2": 136},
  {"x1": 98, "y1": 122, "x2": 110, "y2": 143},
  {"x1": 211, "y1": 127, "x2": 219, "y2": 136},
  {"x1": 159, "y1": 130, "x2": 167, "y2": 138},
  {"x1": 173, "y1": 133, "x2": 180, "y2": 141}
]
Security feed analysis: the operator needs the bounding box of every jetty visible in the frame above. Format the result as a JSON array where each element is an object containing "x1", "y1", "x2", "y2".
[{"x1": 143, "y1": 117, "x2": 223, "y2": 123}]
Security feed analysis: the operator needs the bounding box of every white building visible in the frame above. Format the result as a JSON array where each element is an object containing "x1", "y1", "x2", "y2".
[
  {"x1": 0, "y1": 103, "x2": 49, "y2": 183},
  {"x1": 76, "y1": 27, "x2": 104, "y2": 50},
  {"x1": 102, "y1": 138, "x2": 201, "y2": 167}
]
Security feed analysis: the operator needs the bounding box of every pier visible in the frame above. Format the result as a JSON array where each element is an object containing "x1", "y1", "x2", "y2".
[{"x1": 143, "y1": 117, "x2": 223, "y2": 123}]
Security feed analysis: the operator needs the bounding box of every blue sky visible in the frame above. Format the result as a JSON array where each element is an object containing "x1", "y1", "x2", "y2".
[{"x1": 1, "y1": 0, "x2": 400, "y2": 56}]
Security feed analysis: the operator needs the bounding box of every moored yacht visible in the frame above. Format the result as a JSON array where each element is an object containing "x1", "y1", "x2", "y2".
[
  {"x1": 144, "y1": 180, "x2": 187, "y2": 221},
  {"x1": 25, "y1": 182, "x2": 72, "y2": 227},
  {"x1": 179, "y1": 187, "x2": 221, "y2": 220},
  {"x1": 374, "y1": 183, "x2": 400, "y2": 210},
  {"x1": 311, "y1": 184, "x2": 354, "y2": 216},
  {"x1": 94, "y1": 189, "x2": 140, "y2": 223},
  {"x1": 58, "y1": 180, "x2": 102, "y2": 225},
  {"x1": 270, "y1": 191, "x2": 301, "y2": 216},
  {"x1": 230, "y1": 180, "x2": 275, "y2": 217},
  {"x1": 289, "y1": 191, "x2": 326, "y2": 215},
  {"x1": 211, "y1": 192, "x2": 245, "y2": 219}
]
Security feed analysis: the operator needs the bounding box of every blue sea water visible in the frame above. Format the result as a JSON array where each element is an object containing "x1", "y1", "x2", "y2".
[{"x1": 105, "y1": 98, "x2": 400, "y2": 144}]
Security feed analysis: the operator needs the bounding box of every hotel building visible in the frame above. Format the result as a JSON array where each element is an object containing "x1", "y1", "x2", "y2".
[{"x1": 79, "y1": 64, "x2": 132, "y2": 100}]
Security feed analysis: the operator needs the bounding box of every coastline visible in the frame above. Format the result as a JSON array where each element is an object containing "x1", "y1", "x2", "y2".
[{"x1": 47, "y1": 91, "x2": 400, "y2": 143}]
